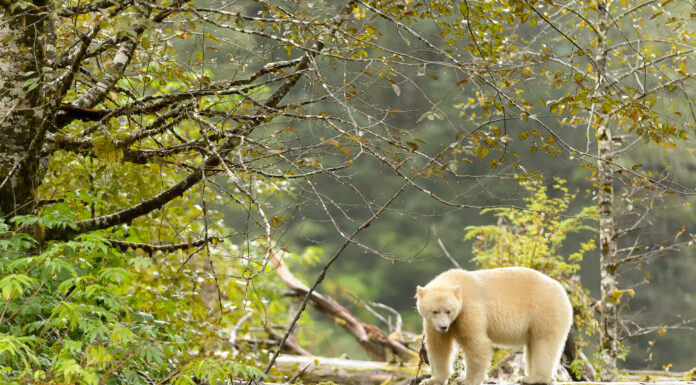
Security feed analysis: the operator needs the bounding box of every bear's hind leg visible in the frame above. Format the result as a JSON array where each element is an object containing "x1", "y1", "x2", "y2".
[
  {"x1": 522, "y1": 336, "x2": 564, "y2": 385},
  {"x1": 420, "y1": 328, "x2": 456, "y2": 385},
  {"x1": 524, "y1": 343, "x2": 533, "y2": 377}
]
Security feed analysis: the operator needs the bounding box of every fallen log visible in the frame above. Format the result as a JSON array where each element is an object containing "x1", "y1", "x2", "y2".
[
  {"x1": 272, "y1": 354, "x2": 428, "y2": 385},
  {"x1": 624, "y1": 369, "x2": 696, "y2": 382},
  {"x1": 268, "y1": 355, "x2": 696, "y2": 385}
]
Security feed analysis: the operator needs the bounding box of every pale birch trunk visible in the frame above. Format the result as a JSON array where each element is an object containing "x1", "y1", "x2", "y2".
[
  {"x1": 594, "y1": 0, "x2": 619, "y2": 380},
  {"x1": 0, "y1": 2, "x2": 48, "y2": 218}
]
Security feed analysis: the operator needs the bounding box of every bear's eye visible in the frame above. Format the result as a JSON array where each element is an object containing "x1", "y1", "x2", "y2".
[
  {"x1": 433, "y1": 311, "x2": 439, "y2": 315},
  {"x1": 445, "y1": 310, "x2": 451, "y2": 315}
]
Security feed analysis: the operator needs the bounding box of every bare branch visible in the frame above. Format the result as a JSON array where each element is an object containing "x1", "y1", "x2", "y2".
[
  {"x1": 228, "y1": 312, "x2": 253, "y2": 347},
  {"x1": 264, "y1": 326, "x2": 312, "y2": 357},
  {"x1": 616, "y1": 237, "x2": 696, "y2": 267},
  {"x1": 270, "y1": 251, "x2": 413, "y2": 360},
  {"x1": 432, "y1": 225, "x2": 462, "y2": 269}
]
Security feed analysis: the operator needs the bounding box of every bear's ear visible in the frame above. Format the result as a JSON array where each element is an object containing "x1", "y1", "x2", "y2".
[
  {"x1": 451, "y1": 285, "x2": 460, "y2": 298},
  {"x1": 415, "y1": 286, "x2": 425, "y2": 298}
]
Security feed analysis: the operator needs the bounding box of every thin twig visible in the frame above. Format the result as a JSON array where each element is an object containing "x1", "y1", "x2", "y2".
[
  {"x1": 369, "y1": 301, "x2": 403, "y2": 335},
  {"x1": 432, "y1": 225, "x2": 461, "y2": 269},
  {"x1": 283, "y1": 363, "x2": 312, "y2": 385},
  {"x1": 229, "y1": 312, "x2": 253, "y2": 346}
]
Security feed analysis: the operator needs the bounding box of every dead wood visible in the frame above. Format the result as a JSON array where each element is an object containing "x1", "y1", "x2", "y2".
[
  {"x1": 270, "y1": 251, "x2": 417, "y2": 362},
  {"x1": 271, "y1": 355, "x2": 426, "y2": 385}
]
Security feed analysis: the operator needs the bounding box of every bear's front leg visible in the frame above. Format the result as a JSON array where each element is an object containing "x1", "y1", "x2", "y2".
[
  {"x1": 453, "y1": 338, "x2": 492, "y2": 385},
  {"x1": 419, "y1": 327, "x2": 456, "y2": 385}
]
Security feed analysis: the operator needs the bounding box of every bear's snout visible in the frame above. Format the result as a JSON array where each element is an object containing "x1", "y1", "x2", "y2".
[{"x1": 438, "y1": 324, "x2": 449, "y2": 333}]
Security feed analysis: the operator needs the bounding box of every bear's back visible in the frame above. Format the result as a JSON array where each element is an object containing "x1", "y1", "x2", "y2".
[{"x1": 473, "y1": 267, "x2": 571, "y2": 343}]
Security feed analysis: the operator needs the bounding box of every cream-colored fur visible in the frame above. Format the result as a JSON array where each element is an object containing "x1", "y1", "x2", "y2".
[{"x1": 415, "y1": 267, "x2": 572, "y2": 385}]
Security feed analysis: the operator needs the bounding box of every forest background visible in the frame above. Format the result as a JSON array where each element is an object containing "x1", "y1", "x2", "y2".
[{"x1": 1, "y1": 0, "x2": 696, "y2": 384}]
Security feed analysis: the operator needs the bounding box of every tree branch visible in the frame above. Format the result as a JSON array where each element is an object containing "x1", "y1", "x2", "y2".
[
  {"x1": 45, "y1": 1, "x2": 325, "y2": 240},
  {"x1": 46, "y1": 167, "x2": 205, "y2": 240},
  {"x1": 58, "y1": 0, "x2": 121, "y2": 17},
  {"x1": 70, "y1": 37, "x2": 139, "y2": 108},
  {"x1": 270, "y1": 251, "x2": 414, "y2": 361},
  {"x1": 66, "y1": 0, "x2": 183, "y2": 109},
  {"x1": 108, "y1": 237, "x2": 220, "y2": 253},
  {"x1": 264, "y1": 326, "x2": 312, "y2": 357},
  {"x1": 616, "y1": 237, "x2": 696, "y2": 267}
]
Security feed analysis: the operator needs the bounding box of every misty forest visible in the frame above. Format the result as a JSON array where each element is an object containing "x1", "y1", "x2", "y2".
[{"x1": 2, "y1": 0, "x2": 696, "y2": 384}]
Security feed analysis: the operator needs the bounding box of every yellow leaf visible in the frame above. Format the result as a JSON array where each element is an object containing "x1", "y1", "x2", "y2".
[
  {"x1": 609, "y1": 288, "x2": 635, "y2": 304},
  {"x1": 326, "y1": 139, "x2": 352, "y2": 160},
  {"x1": 353, "y1": 6, "x2": 366, "y2": 20}
]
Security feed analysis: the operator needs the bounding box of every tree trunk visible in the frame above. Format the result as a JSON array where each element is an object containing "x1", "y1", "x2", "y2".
[
  {"x1": 0, "y1": 3, "x2": 47, "y2": 218},
  {"x1": 594, "y1": 0, "x2": 618, "y2": 380},
  {"x1": 562, "y1": 326, "x2": 596, "y2": 381}
]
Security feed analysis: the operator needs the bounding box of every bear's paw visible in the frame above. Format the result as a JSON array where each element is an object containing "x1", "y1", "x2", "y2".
[
  {"x1": 419, "y1": 378, "x2": 447, "y2": 385},
  {"x1": 520, "y1": 376, "x2": 551, "y2": 385},
  {"x1": 453, "y1": 377, "x2": 483, "y2": 385}
]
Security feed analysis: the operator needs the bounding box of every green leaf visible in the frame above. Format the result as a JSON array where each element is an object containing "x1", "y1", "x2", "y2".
[
  {"x1": 0, "y1": 274, "x2": 38, "y2": 300},
  {"x1": 98, "y1": 267, "x2": 130, "y2": 284}
]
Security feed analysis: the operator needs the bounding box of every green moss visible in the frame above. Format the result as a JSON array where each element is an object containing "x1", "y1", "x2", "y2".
[{"x1": 92, "y1": 135, "x2": 123, "y2": 164}]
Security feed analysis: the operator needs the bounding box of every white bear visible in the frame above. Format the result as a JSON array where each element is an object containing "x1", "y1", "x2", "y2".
[{"x1": 415, "y1": 267, "x2": 572, "y2": 385}]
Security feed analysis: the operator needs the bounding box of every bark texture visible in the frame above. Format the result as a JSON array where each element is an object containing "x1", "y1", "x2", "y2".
[
  {"x1": 594, "y1": 1, "x2": 619, "y2": 380},
  {"x1": 0, "y1": 4, "x2": 47, "y2": 217}
]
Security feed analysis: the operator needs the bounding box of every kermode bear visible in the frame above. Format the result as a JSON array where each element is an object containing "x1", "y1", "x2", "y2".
[{"x1": 416, "y1": 267, "x2": 572, "y2": 385}]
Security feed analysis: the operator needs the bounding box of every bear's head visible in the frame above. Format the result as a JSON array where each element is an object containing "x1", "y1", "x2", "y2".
[{"x1": 415, "y1": 285, "x2": 461, "y2": 333}]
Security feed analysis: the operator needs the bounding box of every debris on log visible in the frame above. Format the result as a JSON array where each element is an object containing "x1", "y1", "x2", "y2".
[
  {"x1": 625, "y1": 369, "x2": 696, "y2": 382},
  {"x1": 488, "y1": 351, "x2": 572, "y2": 383},
  {"x1": 271, "y1": 355, "x2": 427, "y2": 385}
]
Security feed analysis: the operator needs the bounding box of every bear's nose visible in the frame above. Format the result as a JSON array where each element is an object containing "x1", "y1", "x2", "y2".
[{"x1": 439, "y1": 325, "x2": 448, "y2": 332}]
